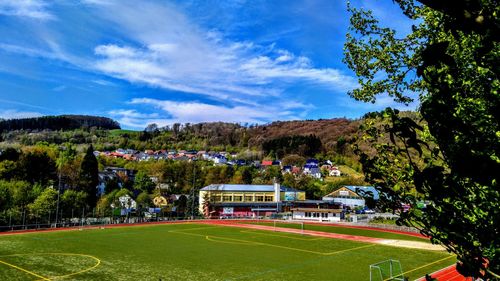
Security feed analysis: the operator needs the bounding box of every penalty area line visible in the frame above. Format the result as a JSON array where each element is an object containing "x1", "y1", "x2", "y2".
[
  {"x1": 239, "y1": 230, "x2": 325, "y2": 241},
  {"x1": 173, "y1": 230, "x2": 375, "y2": 256}
]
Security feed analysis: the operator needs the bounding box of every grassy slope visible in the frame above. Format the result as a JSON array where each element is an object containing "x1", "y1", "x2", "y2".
[
  {"x1": 108, "y1": 129, "x2": 140, "y2": 136},
  {"x1": 0, "y1": 224, "x2": 454, "y2": 281}
]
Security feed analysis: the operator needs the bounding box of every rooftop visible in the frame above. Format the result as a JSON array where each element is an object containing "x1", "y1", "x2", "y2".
[
  {"x1": 344, "y1": 186, "x2": 379, "y2": 200},
  {"x1": 200, "y1": 184, "x2": 300, "y2": 192}
]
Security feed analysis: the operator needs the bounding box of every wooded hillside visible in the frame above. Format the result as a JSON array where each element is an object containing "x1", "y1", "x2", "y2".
[
  {"x1": 247, "y1": 118, "x2": 360, "y2": 151},
  {"x1": 0, "y1": 115, "x2": 120, "y2": 132}
]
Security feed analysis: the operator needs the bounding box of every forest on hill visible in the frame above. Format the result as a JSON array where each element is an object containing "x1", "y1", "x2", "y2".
[
  {"x1": 0, "y1": 117, "x2": 360, "y2": 158},
  {"x1": 0, "y1": 115, "x2": 120, "y2": 132}
]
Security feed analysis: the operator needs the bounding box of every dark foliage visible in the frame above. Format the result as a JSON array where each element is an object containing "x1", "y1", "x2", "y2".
[
  {"x1": 19, "y1": 151, "x2": 56, "y2": 186},
  {"x1": 79, "y1": 145, "x2": 99, "y2": 207},
  {"x1": 345, "y1": 0, "x2": 499, "y2": 278},
  {"x1": 0, "y1": 115, "x2": 120, "y2": 132},
  {"x1": 262, "y1": 135, "x2": 322, "y2": 158}
]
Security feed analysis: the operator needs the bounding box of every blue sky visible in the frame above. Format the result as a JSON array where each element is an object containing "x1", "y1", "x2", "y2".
[{"x1": 0, "y1": 0, "x2": 415, "y2": 130}]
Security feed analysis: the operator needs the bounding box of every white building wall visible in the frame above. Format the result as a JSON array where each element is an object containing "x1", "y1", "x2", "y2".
[
  {"x1": 331, "y1": 198, "x2": 365, "y2": 207},
  {"x1": 292, "y1": 211, "x2": 341, "y2": 222},
  {"x1": 322, "y1": 196, "x2": 365, "y2": 207}
]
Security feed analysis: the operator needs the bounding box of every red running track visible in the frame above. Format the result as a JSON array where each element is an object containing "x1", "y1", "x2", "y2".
[
  {"x1": 222, "y1": 219, "x2": 427, "y2": 238},
  {"x1": 416, "y1": 264, "x2": 472, "y2": 281}
]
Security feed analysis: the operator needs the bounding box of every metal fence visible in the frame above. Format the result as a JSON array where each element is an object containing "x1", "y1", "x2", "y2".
[{"x1": 0, "y1": 207, "x2": 200, "y2": 233}]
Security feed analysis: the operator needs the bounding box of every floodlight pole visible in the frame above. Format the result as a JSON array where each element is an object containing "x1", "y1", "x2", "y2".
[
  {"x1": 191, "y1": 161, "x2": 196, "y2": 220},
  {"x1": 55, "y1": 171, "x2": 62, "y2": 228}
]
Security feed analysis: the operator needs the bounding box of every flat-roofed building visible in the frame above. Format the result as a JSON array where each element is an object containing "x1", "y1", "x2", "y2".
[
  {"x1": 290, "y1": 200, "x2": 344, "y2": 222},
  {"x1": 199, "y1": 183, "x2": 305, "y2": 218}
]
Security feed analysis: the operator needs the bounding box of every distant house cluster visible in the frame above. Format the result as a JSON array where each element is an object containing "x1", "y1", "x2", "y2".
[
  {"x1": 96, "y1": 149, "x2": 343, "y2": 180},
  {"x1": 282, "y1": 159, "x2": 342, "y2": 179},
  {"x1": 96, "y1": 149, "x2": 245, "y2": 164}
]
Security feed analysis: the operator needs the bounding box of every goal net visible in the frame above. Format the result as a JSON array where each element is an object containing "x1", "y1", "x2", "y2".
[
  {"x1": 272, "y1": 220, "x2": 304, "y2": 233},
  {"x1": 370, "y1": 259, "x2": 405, "y2": 281}
]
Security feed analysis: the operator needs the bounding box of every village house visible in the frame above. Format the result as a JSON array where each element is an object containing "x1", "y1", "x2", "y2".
[
  {"x1": 322, "y1": 186, "x2": 378, "y2": 208},
  {"x1": 303, "y1": 159, "x2": 322, "y2": 179}
]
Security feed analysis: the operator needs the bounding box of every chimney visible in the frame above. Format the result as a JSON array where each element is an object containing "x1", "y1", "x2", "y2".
[{"x1": 273, "y1": 179, "x2": 280, "y2": 202}]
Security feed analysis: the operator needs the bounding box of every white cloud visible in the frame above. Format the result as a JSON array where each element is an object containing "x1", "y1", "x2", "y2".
[
  {"x1": 0, "y1": 109, "x2": 43, "y2": 119},
  {"x1": 52, "y1": 85, "x2": 66, "y2": 92},
  {"x1": 92, "y1": 79, "x2": 115, "y2": 86},
  {"x1": 108, "y1": 109, "x2": 159, "y2": 119},
  {"x1": 0, "y1": 0, "x2": 54, "y2": 20},
  {"x1": 0, "y1": 42, "x2": 85, "y2": 68},
  {"x1": 89, "y1": 1, "x2": 357, "y2": 107},
  {"x1": 108, "y1": 97, "x2": 311, "y2": 129},
  {"x1": 108, "y1": 109, "x2": 164, "y2": 128}
]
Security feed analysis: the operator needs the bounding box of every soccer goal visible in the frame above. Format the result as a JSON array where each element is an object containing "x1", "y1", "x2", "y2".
[
  {"x1": 369, "y1": 259, "x2": 405, "y2": 281},
  {"x1": 272, "y1": 220, "x2": 304, "y2": 234}
]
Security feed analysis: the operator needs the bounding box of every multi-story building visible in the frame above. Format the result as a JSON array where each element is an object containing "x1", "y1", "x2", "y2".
[{"x1": 199, "y1": 183, "x2": 305, "y2": 218}]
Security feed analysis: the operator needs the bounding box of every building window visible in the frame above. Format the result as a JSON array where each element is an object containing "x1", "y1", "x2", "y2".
[
  {"x1": 265, "y1": 195, "x2": 274, "y2": 202},
  {"x1": 244, "y1": 195, "x2": 253, "y2": 202},
  {"x1": 222, "y1": 195, "x2": 232, "y2": 201},
  {"x1": 233, "y1": 196, "x2": 243, "y2": 202},
  {"x1": 255, "y1": 196, "x2": 264, "y2": 202},
  {"x1": 213, "y1": 195, "x2": 222, "y2": 202},
  {"x1": 305, "y1": 212, "x2": 310, "y2": 217}
]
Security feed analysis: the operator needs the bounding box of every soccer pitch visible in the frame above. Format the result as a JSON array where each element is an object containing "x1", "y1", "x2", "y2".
[{"x1": 0, "y1": 223, "x2": 455, "y2": 281}]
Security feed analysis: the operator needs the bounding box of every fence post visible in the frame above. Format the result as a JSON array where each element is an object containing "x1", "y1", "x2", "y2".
[{"x1": 22, "y1": 209, "x2": 26, "y2": 230}]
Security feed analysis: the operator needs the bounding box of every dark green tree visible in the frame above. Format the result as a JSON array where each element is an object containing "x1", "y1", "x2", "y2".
[
  {"x1": 105, "y1": 177, "x2": 120, "y2": 194},
  {"x1": 61, "y1": 189, "x2": 87, "y2": 216},
  {"x1": 133, "y1": 171, "x2": 156, "y2": 193},
  {"x1": 28, "y1": 188, "x2": 58, "y2": 220},
  {"x1": 79, "y1": 145, "x2": 98, "y2": 208},
  {"x1": 0, "y1": 147, "x2": 20, "y2": 162},
  {"x1": 241, "y1": 167, "x2": 253, "y2": 185},
  {"x1": 344, "y1": 0, "x2": 499, "y2": 278},
  {"x1": 18, "y1": 150, "x2": 56, "y2": 186}
]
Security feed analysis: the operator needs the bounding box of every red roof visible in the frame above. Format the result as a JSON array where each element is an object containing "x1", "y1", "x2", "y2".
[{"x1": 262, "y1": 160, "x2": 273, "y2": 166}]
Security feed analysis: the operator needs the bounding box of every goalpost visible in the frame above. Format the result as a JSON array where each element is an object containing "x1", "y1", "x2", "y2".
[
  {"x1": 369, "y1": 259, "x2": 405, "y2": 281},
  {"x1": 273, "y1": 220, "x2": 304, "y2": 234}
]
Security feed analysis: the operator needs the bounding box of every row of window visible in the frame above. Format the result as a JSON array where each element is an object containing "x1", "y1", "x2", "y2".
[
  {"x1": 336, "y1": 196, "x2": 361, "y2": 199},
  {"x1": 212, "y1": 195, "x2": 274, "y2": 202},
  {"x1": 304, "y1": 212, "x2": 336, "y2": 218}
]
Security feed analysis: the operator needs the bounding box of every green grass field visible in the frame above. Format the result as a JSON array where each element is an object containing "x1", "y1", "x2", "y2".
[
  {"x1": 240, "y1": 221, "x2": 428, "y2": 242},
  {"x1": 0, "y1": 223, "x2": 455, "y2": 281}
]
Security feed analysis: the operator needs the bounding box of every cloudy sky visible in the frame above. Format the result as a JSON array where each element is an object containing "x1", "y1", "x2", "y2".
[{"x1": 0, "y1": 0, "x2": 415, "y2": 129}]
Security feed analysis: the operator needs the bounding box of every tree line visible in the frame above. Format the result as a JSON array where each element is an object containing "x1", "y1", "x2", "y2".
[
  {"x1": 0, "y1": 144, "x2": 98, "y2": 227},
  {"x1": 0, "y1": 115, "x2": 120, "y2": 132}
]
